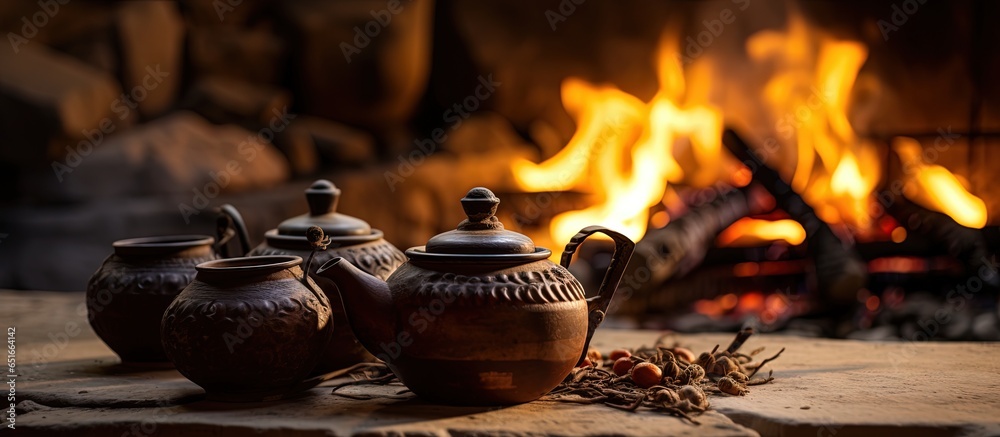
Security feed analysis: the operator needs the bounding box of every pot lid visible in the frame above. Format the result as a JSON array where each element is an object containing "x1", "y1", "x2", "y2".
[
  {"x1": 276, "y1": 180, "x2": 372, "y2": 237},
  {"x1": 423, "y1": 187, "x2": 537, "y2": 255}
]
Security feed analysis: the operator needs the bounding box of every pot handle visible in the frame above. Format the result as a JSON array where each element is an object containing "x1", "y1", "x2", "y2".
[
  {"x1": 560, "y1": 226, "x2": 635, "y2": 366},
  {"x1": 215, "y1": 204, "x2": 252, "y2": 258}
]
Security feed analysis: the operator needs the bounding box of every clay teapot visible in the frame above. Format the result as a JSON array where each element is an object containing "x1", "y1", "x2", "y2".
[
  {"x1": 160, "y1": 255, "x2": 333, "y2": 401},
  {"x1": 218, "y1": 179, "x2": 406, "y2": 371},
  {"x1": 87, "y1": 235, "x2": 219, "y2": 363},
  {"x1": 316, "y1": 187, "x2": 635, "y2": 405}
]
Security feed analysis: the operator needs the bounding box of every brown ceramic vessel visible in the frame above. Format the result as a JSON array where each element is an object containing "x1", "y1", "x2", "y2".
[
  {"x1": 160, "y1": 256, "x2": 333, "y2": 401},
  {"x1": 86, "y1": 235, "x2": 218, "y2": 363},
  {"x1": 218, "y1": 179, "x2": 405, "y2": 371},
  {"x1": 316, "y1": 187, "x2": 635, "y2": 405}
]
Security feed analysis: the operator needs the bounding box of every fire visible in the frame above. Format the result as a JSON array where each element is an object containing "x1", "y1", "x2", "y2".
[
  {"x1": 747, "y1": 14, "x2": 881, "y2": 230},
  {"x1": 892, "y1": 137, "x2": 987, "y2": 228},
  {"x1": 716, "y1": 218, "x2": 806, "y2": 247},
  {"x1": 511, "y1": 38, "x2": 724, "y2": 245},
  {"x1": 512, "y1": 11, "x2": 983, "y2": 251}
]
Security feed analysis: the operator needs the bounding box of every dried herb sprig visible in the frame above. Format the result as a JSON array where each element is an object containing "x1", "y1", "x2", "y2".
[{"x1": 544, "y1": 327, "x2": 786, "y2": 423}]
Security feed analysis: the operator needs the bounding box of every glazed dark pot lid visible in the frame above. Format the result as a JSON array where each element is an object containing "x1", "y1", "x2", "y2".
[
  {"x1": 113, "y1": 235, "x2": 215, "y2": 257},
  {"x1": 275, "y1": 180, "x2": 372, "y2": 237},
  {"x1": 407, "y1": 187, "x2": 553, "y2": 265},
  {"x1": 264, "y1": 228, "x2": 383, "y2": 250}
]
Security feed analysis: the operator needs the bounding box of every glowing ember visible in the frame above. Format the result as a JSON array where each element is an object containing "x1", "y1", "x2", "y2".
[
  {"x1": 892, "y1": 137, "x2": 987, "y2": 228},
  {"x1": 716, "y1": 218, "x2": 806, "y2": 247}
]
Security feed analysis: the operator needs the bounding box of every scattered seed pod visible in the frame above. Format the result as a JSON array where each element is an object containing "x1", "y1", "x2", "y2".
[
  {"x1": 612, "y1": 357, "x2": 634, "y2": 376},
  {"x1": 587, "y1": 349, "x2": 602, "y2": 364},
  {"x1": 696, "y1": 352, "x2": 715, "y2": 372},
  {"x1": 718, "y1": 376, "x2": 749, "y2": 396},
  {"x1": 649, "y1": 387, "x2": 680, "y2": 404},
  {"x1": 609, "y1": 349, "x2": 631, "y2": 361},
  {"x1": 630, "y1": 362, "x2": 663, "y2": 389},
  {"x1": 727, "y1": 370, "x2": 749, "y2": 384},
  {"x1": 661, "y1": 360, "x2": 681, "y2": 380},
  {"x1": 710, "y1": 356, "x2": 740, "y2": 376},
  {"x1": 678, "y1": 385, "x2": 708, "y2": 410},
  {"x1": 685, "y1": 364, "x2": 706, "y2": 383}
]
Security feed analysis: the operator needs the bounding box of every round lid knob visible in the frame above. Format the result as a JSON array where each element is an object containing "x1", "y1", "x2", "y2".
[
  {"x1": 424, "y1": 187, "x2": 536, "y2": 255},
  {"x1": 276, "y1": 180, "x2": 372, "y2": 237}
]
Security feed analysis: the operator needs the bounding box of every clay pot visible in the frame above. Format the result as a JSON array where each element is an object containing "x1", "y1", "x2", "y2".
[
  {"x1": 160, "y1": 256, "x2": 333, "y2": 401},
  {"x1": 316, "y1": 187, "x2": 636, "y2": 405},
  {"x1": 86, "y1": 235, "x2": 217, "y2": 363},
  {"x1": 219, "y1": 179, "x2": 405, "y2": 371}
]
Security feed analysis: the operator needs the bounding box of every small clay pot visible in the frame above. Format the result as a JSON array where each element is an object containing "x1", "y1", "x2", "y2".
[
  {"x1": 218, "y1": 179, "x2": 406, "y2": 371},
  {"x1": 86, "y1": 235, "x2": 217, "y2": 363},
  {"x1": 160, "y1": 256, "x2": 333, "y2": 401}
]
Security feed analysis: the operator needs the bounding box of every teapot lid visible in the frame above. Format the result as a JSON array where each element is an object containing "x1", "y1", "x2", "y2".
[
  {"x1": 410, "y1": 188, "x2": 551, "y2": 264},
  {"x1": 276, "y1": 180, "x2": 372, "y2": 237}
]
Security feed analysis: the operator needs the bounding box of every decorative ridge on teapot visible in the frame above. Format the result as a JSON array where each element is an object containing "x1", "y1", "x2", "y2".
[{"x1": 410, "y1": 268, "x2": 586, "y2": 304}]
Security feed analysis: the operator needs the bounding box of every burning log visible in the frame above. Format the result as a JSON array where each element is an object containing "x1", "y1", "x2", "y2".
[
  {"x1": 722, "y1": 129, "x2": 868, "y2": 305},
  {"x1": 620, "y1": 185, "x2": 765, "y2": 303},
  {"x1": 887, "y1": 199, "x2": 997, "y2": 287}
]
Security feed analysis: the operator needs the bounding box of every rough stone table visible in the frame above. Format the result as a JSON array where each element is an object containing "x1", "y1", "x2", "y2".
[{"x1": 3, "y1": 290, "x2": 1000, "y2": 436}]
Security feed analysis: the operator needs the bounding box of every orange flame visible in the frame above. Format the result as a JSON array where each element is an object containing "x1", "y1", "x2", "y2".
[
  {"x1": 716, "y1": 218, "x2": 807, "y2": 247},
  {"x1": 892, "y1": 137, "x2": 987, "y2": 228},
  {"x1": 512, "y1": 38, "x2": 724, "y2": 246},
  {"x1": 747, "y1": 14, "x2": 880, "y2": 230}
]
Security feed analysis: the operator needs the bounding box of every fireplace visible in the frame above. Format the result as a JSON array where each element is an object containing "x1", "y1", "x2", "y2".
[{"x1": 0, "y1": 0, "x2": 997, "y2": 340}]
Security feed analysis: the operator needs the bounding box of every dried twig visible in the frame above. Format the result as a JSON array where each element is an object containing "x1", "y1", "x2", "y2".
[{"x1": 746, "y1": 348, "x2": 785, "y2": 378}]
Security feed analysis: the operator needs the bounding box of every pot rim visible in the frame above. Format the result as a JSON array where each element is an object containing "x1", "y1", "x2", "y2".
[
  {"x1": 405, "y1": 246, "x2": 553, "y2": 269},
  {"x1": 113, "y1": 235, "x2": 215, "y2": 257},
  {"x1": 196, "y1": 255, "x2": 302, "y2": 275}
]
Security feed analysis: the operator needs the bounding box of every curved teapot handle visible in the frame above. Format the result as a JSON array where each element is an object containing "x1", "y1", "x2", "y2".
[
  {"x1": 561, "y1": 226, "x2": 635, "y2": 366},
  {"x1": 215, "y1": 204, "x2": 252, "y2": 258}
]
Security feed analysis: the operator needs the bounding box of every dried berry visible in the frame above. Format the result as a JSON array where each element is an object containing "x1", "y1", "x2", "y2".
[
  {"x1": 670, "y1": 347, "x2": 696, "y2": 363},
  {"x1": 612, "y1": 357, "x2": 634, "y2": 376},
  {"x1": 587, "y1": 349, "x2": 602, "y2": 364},
  {"x1": 609, "y1": 349, "x2": 631, "y2": 361},
  {"x1": 577, "y1": 357, "x2": 594, "y2": 368},
  {"x1": 630, "y1": 362, "x2": 662, "y2": 389}
]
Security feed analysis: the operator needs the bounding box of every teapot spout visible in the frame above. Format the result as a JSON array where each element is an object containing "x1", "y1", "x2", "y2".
[{"x1": 315, "y1": 258, "x2": 395, "y2": 356}]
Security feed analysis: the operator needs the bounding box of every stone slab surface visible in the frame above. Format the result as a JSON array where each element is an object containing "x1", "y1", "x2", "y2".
[{"x1": 4, "y1": 290, "x2": 1000, "y2": 436}]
